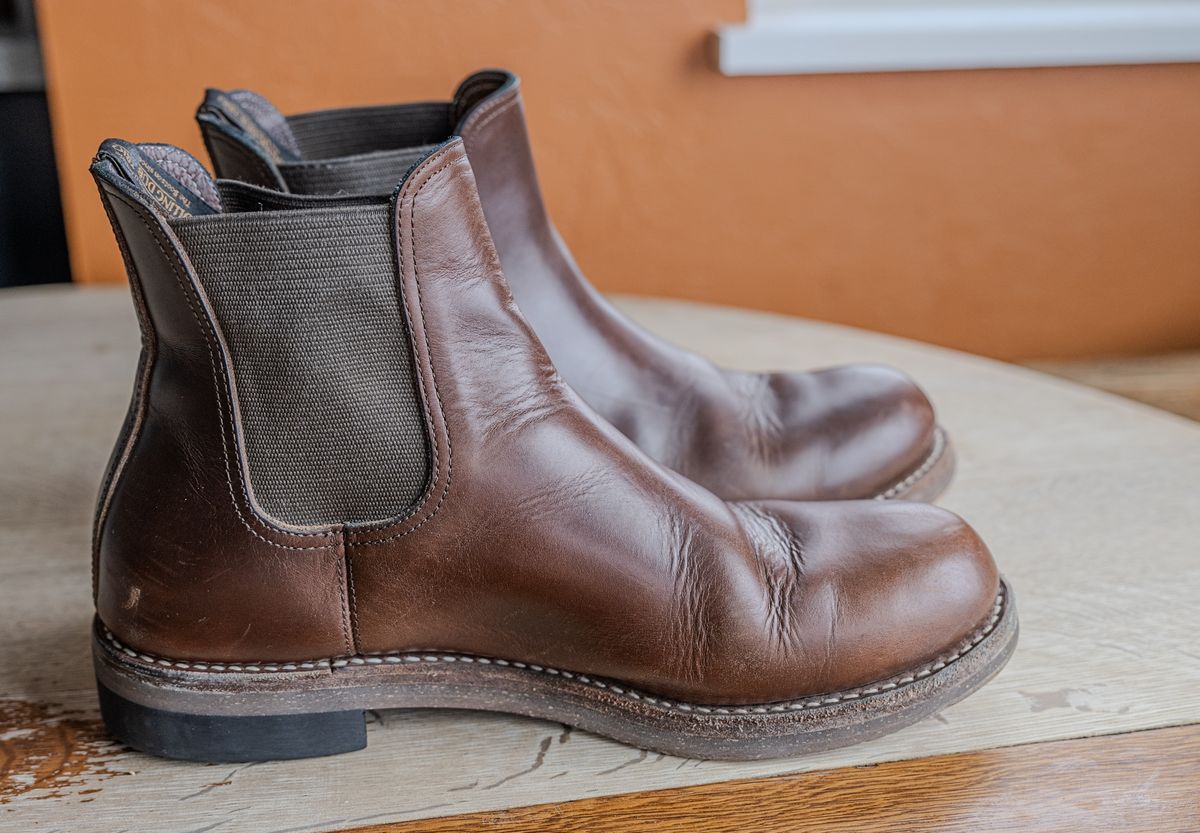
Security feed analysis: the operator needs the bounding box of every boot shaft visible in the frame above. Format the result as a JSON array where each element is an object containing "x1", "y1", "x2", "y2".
[
  {"x1": 196, "y1": 72, "x2": 513, "y2": 197},
  {"x1": 90, "y1": 139, "x2": 457, "y2": 661}
]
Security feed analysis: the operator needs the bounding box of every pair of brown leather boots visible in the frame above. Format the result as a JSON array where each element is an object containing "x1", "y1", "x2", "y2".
[{"x1": 91, "y1": 69, "x2": 1016, "y2": 763}]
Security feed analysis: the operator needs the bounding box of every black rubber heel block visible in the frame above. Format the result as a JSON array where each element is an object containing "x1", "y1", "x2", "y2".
[{"x1": 97, "y1": 679, "x2": 367, "y2": 762}]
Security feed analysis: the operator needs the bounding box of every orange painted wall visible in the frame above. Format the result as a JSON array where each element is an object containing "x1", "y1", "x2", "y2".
[{"x1": 37, "y1": 0, "x2": 1200, "y2": 360}]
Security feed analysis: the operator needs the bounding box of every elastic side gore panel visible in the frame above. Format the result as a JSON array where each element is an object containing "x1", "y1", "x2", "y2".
[
  {"x1": 286, "y1": 102, "x2": 454, "y2": 160},
  {"x1": 278, "y1": 145, "x2": 438, "y2": 197},
  {"x1": 216, "y1": 179, "x2": 385, "y2": 213},
  {"x1": 170, "y1": 205, "x2": 430, "y2": 527}
]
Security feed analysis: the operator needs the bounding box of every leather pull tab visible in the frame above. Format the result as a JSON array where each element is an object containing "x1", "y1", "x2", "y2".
[
  {"x1": 97, "y1": 140, "x2": 219, "y2": 218},
  {"x1": 201, "y1": 90, "x2": 301, "y2": 164},
  {"x1": 451, "y1": 70, "x2": 514, "y2": 126}
]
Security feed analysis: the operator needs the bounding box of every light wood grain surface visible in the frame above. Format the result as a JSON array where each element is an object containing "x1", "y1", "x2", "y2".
[
  {"x1": 2, "y1": 286, "x2": 1199, "y2": 832},
  {"x1": 354, "y1": 724, "x2": 1200, "y2": 833}
]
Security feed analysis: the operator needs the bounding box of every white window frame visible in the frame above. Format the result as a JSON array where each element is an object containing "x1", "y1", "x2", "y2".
[{"x1": 717, "y1": 0, "x2": 1200, "y2": 76}]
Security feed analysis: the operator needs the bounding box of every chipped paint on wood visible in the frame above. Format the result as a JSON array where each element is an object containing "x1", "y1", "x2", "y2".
[{"x1": 0, "y1": 699, "x2": 128, "y2": 804}]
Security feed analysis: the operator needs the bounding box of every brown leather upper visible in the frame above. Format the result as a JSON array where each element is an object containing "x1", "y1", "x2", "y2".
[
  {"x1": 200, "y1": 71, "x2": 940, "y2": 502},
  {"x1": 92, "y1": 140, "x2": 998, "y2": 705}
]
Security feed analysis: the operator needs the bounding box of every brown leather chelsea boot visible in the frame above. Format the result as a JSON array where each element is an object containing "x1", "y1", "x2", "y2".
[
  {"x1": 89, "y1": 137, "x2": 1015, "y2": 763},
  {"x1": 195, "y1": 70, "x2": 955, "y2": 504}
]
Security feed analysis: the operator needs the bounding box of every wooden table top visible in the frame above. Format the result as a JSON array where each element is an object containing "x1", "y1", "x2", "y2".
[{"x1": 2, "y1": 286, "x2": 1198, "y2": 832}]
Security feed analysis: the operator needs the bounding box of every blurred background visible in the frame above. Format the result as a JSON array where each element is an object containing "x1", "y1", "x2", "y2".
[{"x1": 4, "y1": 0, "x2": 1199, "y2": 392}]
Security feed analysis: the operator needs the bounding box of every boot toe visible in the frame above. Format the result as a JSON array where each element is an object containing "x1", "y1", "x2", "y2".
[
  {"x1": 745, "y1": 499, "x2": 1000, "y2": 699},
  {"x1": 767, "y1": 364, "x2": 938, "y2": 500}
]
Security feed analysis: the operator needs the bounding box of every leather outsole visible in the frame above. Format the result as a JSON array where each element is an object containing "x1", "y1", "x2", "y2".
[{"x1": 93, "y1": 580, "x2": 1016, "y2": 762}]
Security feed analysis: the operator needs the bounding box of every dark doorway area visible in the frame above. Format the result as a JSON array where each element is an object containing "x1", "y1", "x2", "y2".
[{"x1": 0, "y1": 0, "x2": 70, "y2": 287}]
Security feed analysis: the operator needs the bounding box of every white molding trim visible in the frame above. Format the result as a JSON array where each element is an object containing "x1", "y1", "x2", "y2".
[{"x1": 717, "y1": 1, "x2": 1200, "y2": 76}]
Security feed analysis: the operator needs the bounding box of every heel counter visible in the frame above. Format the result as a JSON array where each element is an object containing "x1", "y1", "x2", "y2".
[
  {"x1": 91, "y1": 169, "x2": 157, "y2": 606},
  {"x1": 90, "y1": 160, "x2": 354, "y2": 663}
]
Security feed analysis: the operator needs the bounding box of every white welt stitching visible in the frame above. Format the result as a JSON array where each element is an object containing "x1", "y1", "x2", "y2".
[
  {"x1": 874, "y1": 426, "x2": 947, "y2": 500},
  {"x1": 101, "y1": 589, "x2": 1004, "y2": 716}
]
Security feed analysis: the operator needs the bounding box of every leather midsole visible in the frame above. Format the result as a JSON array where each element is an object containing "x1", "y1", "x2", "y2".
[{"x1": 876, "y1": 425, "x2": 954, "y2": 500}]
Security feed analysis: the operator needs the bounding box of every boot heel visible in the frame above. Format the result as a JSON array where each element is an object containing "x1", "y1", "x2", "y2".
[{"x1": 97, "y1": 679, "x2": 367, "y2": 762}]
